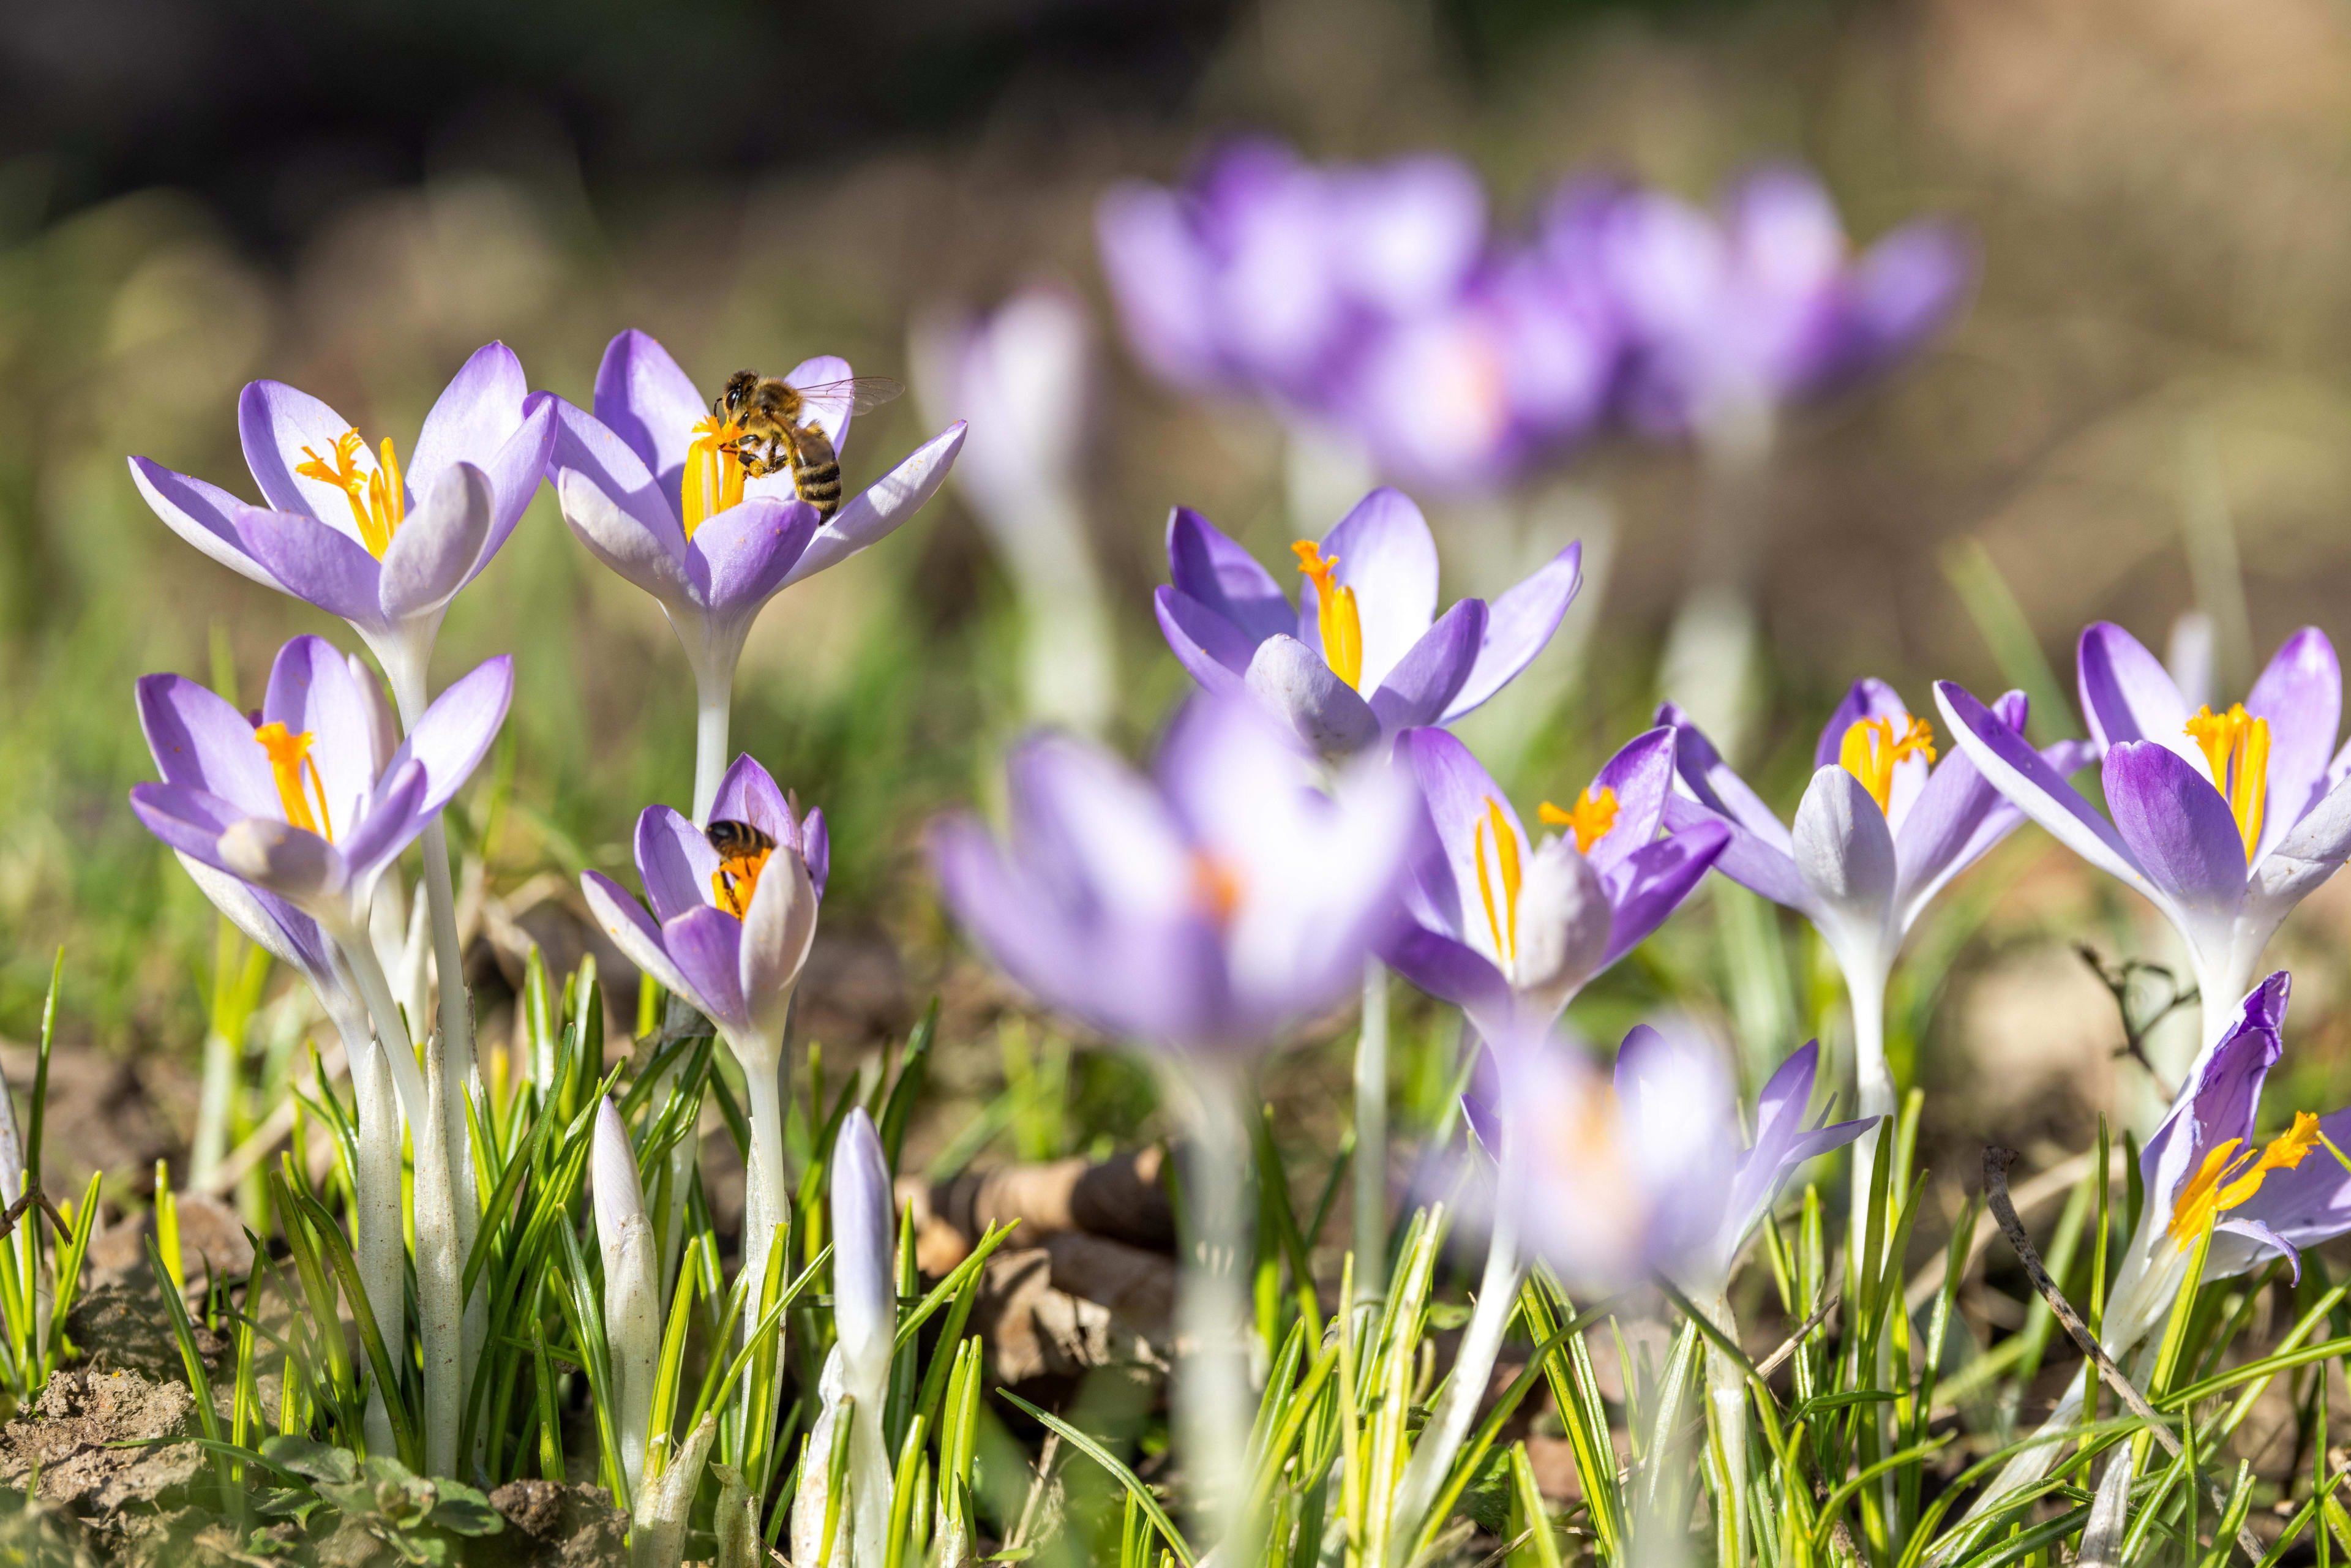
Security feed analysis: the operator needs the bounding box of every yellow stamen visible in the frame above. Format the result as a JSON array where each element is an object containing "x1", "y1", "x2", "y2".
[
  {"x1": 1838, "y1": 715, "x2": 1937, "y2": 816},
  {"x1": 710, "y1": 846, "x2": 773, "y2": 920},
  {"x1": 252, "y1": 722, "x2": 334, "y2": 841},
  {"x1": 1472, "y1": 798, "x2": 1523, "y2": 965},
  {"x1": 294, "y1": 430, "x2": 407, "y2": 560},
  {"x1": 1191, "y1": 851, "x2": 1247, "y2": 930},
  {"x1": 2184, "y1": 704, "x2": 2271, "y2": 863},
  {"x1": 681, "y1": 415, "x2": 749, "y2": 539},
  {"x1": 2167, "y1": 1111, "x2": 2322, "y2": 1245},
  {"x1": 1538, "y1": 786, "x2": 1620, "y2": 854},
  {"x1": 1291, "y1": 540, "x2": 1364, "y2": 691}
]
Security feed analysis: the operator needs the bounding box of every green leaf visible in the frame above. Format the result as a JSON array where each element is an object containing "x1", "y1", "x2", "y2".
[{"x1": 261, "y1": 1434, "x2": 355, "y2": 1485}]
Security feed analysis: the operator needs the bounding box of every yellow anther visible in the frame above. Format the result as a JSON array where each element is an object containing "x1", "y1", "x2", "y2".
[
  {"x1": 681, "y1": 416, "x2": 749, "y2": 539},
  {"x1": 252, "y1": 722, "x2": 333, "y2": 841},
  {"x1": 1839, "y1": 715, "x2": 1937, "y2": 816},
  {"x1": 2167, "y1": 1111, "x2": 2322, "y2": 1245},
  {"x1": 1538, "y1": 786, "x2": 1620, "y2": 854},
  {"x1": 709, "y1": 845, "x2": 772, "y2": 920},
  {"x1": 1472, "y1": 798, "x2": 1523, "y2": 965},
  {"x1": 294, "y1": 430, "x2": 406, "y2": 560},
  {"x1": 2184, "y1": 705, "x2": 2271, "y2": 863},
  {"x1": 1291, "y1": 540, "x2": 1364, "y2": 691}
]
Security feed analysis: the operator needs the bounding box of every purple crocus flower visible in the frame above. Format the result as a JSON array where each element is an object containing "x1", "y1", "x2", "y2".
[
  {"x1": 580, "y1": 752, "x2": 823, "y2": 1314},
  {"x1": 1584, "y1": 165, "x2": 1974, "y2": 437},
  {"x1": 1155, "y1": 489, "x2": 1581, "y2": 759},
  {"x1": 130, "y1": 343, "x2": 557, "y2": 705},
  {"x1": 551, "y1": 330, "x2": 965, "y2": 819},
  {"x1": 1937, "y1": 624, "x2": 2351, "y2": 1070},
  {"x1": 1384, "y1": 726, "x2": 1728, "y2": 1040},
  {"x1": 130, "y1": 635, "x2": 512, "y2": 956},
  {"x1": 929, "y1": 694, "x2": 1419, "y2": 1056},
  {"x1": 1663, "y1": 681, "x2": 2091, "y2": 1126}
]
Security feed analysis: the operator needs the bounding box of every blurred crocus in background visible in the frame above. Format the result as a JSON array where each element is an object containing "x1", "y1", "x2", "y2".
[
  {"x1": 1939, "y1": 623, "x2": 2351, "y2": 1081},
  {"x1": 911, "y1": 285, "x2": 1115, "y2": 732},
  {"x1": 930, "y1": 694, "x2": 1418, "y2": 1545}
]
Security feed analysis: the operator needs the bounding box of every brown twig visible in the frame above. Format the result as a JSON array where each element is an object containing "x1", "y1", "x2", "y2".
[
  {"x1": 1982, "y1": 1147, "x2": 2262, "y2": 1562},
  {"x1": 1755, "y1": 1293, "x2": 1839, "y2": 1382}
]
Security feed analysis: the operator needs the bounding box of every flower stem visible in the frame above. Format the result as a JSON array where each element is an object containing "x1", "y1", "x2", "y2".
[
  {"x1": 1699, "y1": 1288, "x2": 1749, "y2": 1567},
  {"x1": 1164, "y1": 1061, "x2": 1254, "y2": 1550},
  {"x1": 348, "y1": 1025, "x2": 404, "y2": 1458},
  {"x1": 1353, "y1": 955, "x2": 1389, "y2": 1303},
  {"x1": 1387, "y1": 1183, "x2": 1523, "y2": 1564},
  {"x1": 734, "y1": 1037, "x2": 788, "y2": 1343},
  {"x1": 692, "y1": 669, "x2": 733, "y2": 829}
]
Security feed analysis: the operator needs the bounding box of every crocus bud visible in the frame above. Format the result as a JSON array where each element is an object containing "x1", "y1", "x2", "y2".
[
  {"x1": 594, "y1": 1098, "x2": 659, "y2": 1496},
  {"x1": 829, "y1": 1108, "x2": 897, "y2": 1568},
  {"x1": 1512, "y1": 838, "x2": 1612, "y2": 1015}
]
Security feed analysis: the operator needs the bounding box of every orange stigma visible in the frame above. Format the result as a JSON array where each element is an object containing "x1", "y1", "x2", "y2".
[
  {"x1": 2167, "y1": 1112, "x2": 2322, "y2": 1245},
  {"x1": 294, "y1": 430, "x2": 407, "y2": 560},
  {"x1": 2185, "y1": 705, "x2": 2271, "y2": 863},
  {"x1": 1839, "y1": 715, "x2": 1937, "y2": 815},
  {"x1": 710, "y1": 844, "x2": 773, "y2": 920},
  {"x1": 681, "y1": 415, "x2": 749, "y2": 539},
  {"x1": 1472, "y1": 797, "x2": 1523, "y2": 965},
  {"x1": 253, "y1": 722, "x2": 333, "y2": 839},
  {"x1": 1538, "y1": 786, "x2": 1620, "y2": 853},
  {"x1": 1190, "y1": 851, "x2": 1247, "y2": 930},
  {"x1": 1291, "y1": 540, "x2": 1364, "y2": 691}
]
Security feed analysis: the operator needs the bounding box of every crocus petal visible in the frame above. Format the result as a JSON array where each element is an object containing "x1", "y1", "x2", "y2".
[
  {"x1": 233, "y1": 508, "x2": 386, "y2": 628},
  {"x1": 829, "y1": 1108, "x2": 896, "y2": 1371},
  {"x1": 1155, "y1": 585, "x2": 1258, "y2": 692},
  {"x1": 138, "y1": 673, "x2": 276, "y2": 813},
  {"x1": 688, "y1": 498, "x2": 823, "y2": 615},
  {"x1": 802, "y1": 808, "x2": 830, "y2": 902},
  {"x1": 178, "y1": 855, "x2": 338, "y2": 989},
  {"x1": 582, "y1": 871, "x2": 700, "y2": 1006},
  {"x1": 261, "y1": 634, "x2": 381, "y2": 831},
  {"x1": 1813, "y1": 678, "x2": 1911, "y2": 769},
  {"x1": 1889, "y1": 690, "x2": 2033, "y2": 928},
  {"x1": 1368, "y1": 598, "x2": 1486, "y2": 733},
  {"x1": 1933, "y1": 680, "x2": 2163, "y2": 905},
  {"x1": 2214, "y1": 1105, "x2": 2351, "y2": 1279},
  {"x1": 2251, "y1": 772, "x2": 2351, "y2": 927},
  {"x1": 2208, "y1": 1217, "x2": 2302, "y2": 1284},
  {"x1": 238, "y1": 380, "x2": 367, "y2": 534},
  {"x1": 1400, "y1": 727, "x2": 1526, "y2": 964},
  {"x1": 129, "y1": 457, "x2": 283, "y2": 593},
  {"x1": 1657, "y1": 705, "x2": 1793, "y2": 852},
  {"x1": 335, "y1": 760, "x2": 430, "y2": 889},
  {"x1": 386, "y1": 656, "x2": 514, "y2": 820},
  {"x1": 1305, "y1": 488, "x2": 1438, "y2": 693},
  {"x1": 1582, "y1": 726, "x2": 1676, "y2": 877},
  {"x1": 741, "y1": 847, "x2": 819, "y2": 1041},
  {"x1": 1439, "y1": 541, "x2": 1581, "y2": 723},
  {"x1": 1243, "y1": 636, "x2": 1379, "y2": 759},
  {"x1": 2244, "y1": 628, "x2": 2341, "y2": 861},
  {"x1": 662, "y1": 906, "x2": 752, "y2": 1035},
  {"x1": 1382, "y1": 926, "x2": 1513, "y2": 1028},
  {"x1": 219, "y1": 816, "x2": 351, "y2": 907},
  {"x1": 774, "y1": 423, "x2": 964, "y2": 589},
  {"x1": 635, "y1": 806, "x2": 718, "y2": 924},
  {"x1": 2101, "y1": 741, "x2": 2249, "y2": 921},
  {"x1": 1661, "y1": 793, "x2": 1811, "y2": 913},
  {"x1": 472, "y1": 394, "x2": 558, "y2": 562},
  {"x1": 408, "y1": 341, "x2": 529, "y2": 486},
  {"x1": 129, "y1": 782, "x2": 255, "y2": 872},
  {"x1": 1511, "y1": 838, "x2": 1613, "y2": 1018},
  {"x1": 709, "y1": 756, "x2": 796, "y2": 849},
  {"x1": 557, "y1": 465, "x2": 693, "y2": 606},
  {"x1": 378, "y1": 463, "x2": 495, "y2": 621},
  {"x1": 1166, "y1": 507, "x2": 1293, "y2": 647},
  {"x1": 2140, "y1": 972, "x2": 2289, "y2": 1209},
  {"x1": 1598, "y1": 821, "x2": 1730, "y2": 966},
  {"x1": 784, "y1": 355, "x2": 855, "y2": 455},
  {"x1": 1791, "y1": 765, "x2": 1898, "y2": 947},
  {"x1": 593, "y1": 329, "x2": 709, "y2": 493},
  {"x1": 2079, "y1": 621, "x2": 2203, "y2": 771}
]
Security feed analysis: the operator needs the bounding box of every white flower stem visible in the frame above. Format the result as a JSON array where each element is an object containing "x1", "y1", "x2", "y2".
[
  {"x1": 1165, "y1": 1061, "x2": 1254, "y2": 1550},
  {"x1": 1698, "y1": 1287, "x2": 1749, "y2": 1566},
  {"x1": 1388, "y1": 1184, "x2": 1523, "y2": 1564},
  {"x1": 349, "y1": 1026, "x2": 405, "y2": 1458},
  {"x1": 1354, "y1": 955, "x2": 1389, "y2": 1303},
  {"x1": 692, "y1": 669, "x2": 733, "y2": 829},
  {"x1": 1847, "y1": 958, "x2": 1893, "y2": 1246},
  {"x1": 384, "y1": 662, "x2": 486, "y2": 1412},
  {"x1": 734, "y1": 1038, "x2": 788, "y2": 1341}
]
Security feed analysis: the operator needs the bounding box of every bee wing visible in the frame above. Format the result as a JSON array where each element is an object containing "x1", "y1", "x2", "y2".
[{"x1": 791, "y1": 376, "x2": 906, "y2": 424}]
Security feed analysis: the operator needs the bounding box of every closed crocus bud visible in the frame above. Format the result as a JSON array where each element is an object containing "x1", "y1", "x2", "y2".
[
  {"x1": 830, "y1": 1109, "x2": 897, "y2": 1568},
  {"x1": 593, "y1": 1099, "x2": 659, "y2": 1496},
  {"x1": 1511, "y1": 839, "x2": 1612, "y2": 1017}
]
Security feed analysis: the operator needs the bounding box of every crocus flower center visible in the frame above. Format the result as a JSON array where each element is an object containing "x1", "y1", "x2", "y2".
[
  {"x1": 710, "y1": 844, "x2": 773, "y2": 920},
  {"x1": 1537, "y1": 786, "x2": 1619, "y2": 853},
  {"x1": 1190, "y1": 850, "x2": 1247, "y2": 931},
  {"x1": 681, "y1": 415, "x2": 750, "y2": 539},
  {"x1": 253, "y1": 722, "x2": 334, "y2": 840},
  {"x1": 2184, "y1": 704, "x2": 2271, "y2": 863},
  {"x1": 1291, "y1": 540, "x2": 1364, "y2": 691},
  {"x1": 1472, "y1": 797, "x2": 1523, "y2": 966},
  {"x1": 1839, "y1": 715, "x2": 1937, "y2": 815},
  {"x1": 2165, "y1": 1111, "x2": 2320, "y2": 1245},
  {"x1": 294, "y1": 430, "x2": 406, "y2": 560}
]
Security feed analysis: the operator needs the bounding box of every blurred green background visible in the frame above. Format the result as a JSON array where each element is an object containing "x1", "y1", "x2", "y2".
[{"x1": 8, "y1": 0, "x2": 2351, "y2": 1178}]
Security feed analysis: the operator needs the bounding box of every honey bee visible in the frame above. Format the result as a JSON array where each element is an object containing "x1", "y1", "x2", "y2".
[
  {"x1": 705, "y1": 818, "x2": 778, "y2": 918},
  {"x1": 717, "y1": 371, "x2": 905, "y2": 519}
]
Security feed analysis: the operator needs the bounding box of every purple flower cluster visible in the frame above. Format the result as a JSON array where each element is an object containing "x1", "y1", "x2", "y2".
[{"x1": 1097, "y1": 140, "x2": 1973, "y2": 490}]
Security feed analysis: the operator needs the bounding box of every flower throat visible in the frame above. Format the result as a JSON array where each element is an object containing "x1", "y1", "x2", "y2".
[{"x1": 296, "y1": 431, "x2": 406, "y2": 560}]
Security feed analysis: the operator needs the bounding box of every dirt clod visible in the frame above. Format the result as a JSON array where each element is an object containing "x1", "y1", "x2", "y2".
[
  {"x1": 480, "y1": 1478, "x2": 629, "y2": 1566},
  {"x1": 0, "y1": 1367, "x2": 203, "y2": 1517}
]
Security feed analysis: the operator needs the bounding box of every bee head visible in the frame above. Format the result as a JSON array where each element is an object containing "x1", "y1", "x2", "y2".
[{"x1": 721, "y1": 370, "x2": 762, "y2": 420}]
